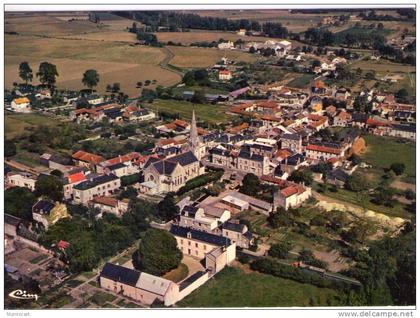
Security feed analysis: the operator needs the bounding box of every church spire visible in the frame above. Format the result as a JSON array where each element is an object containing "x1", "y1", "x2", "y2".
[{"x1": 189, "y1": 109, "x2": 198, "y2": 150}]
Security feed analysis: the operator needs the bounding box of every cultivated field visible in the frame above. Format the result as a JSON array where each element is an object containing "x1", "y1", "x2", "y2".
[
  {"x1": 5, "y1": 33, "x2": 181, "y2": 97},
  {"x1": 167, "y1": 46, "x2": 258, "y2": 68},
  {"x1": 350, "y1": 59, "x2": 416, "y2": 75}
]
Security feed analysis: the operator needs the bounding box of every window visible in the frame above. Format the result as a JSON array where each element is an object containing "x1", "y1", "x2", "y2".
[
  {"x1": 195, "y1": 243, "x2": 198, "y2": 248},
  {"x1": 180, "y1": 239, "x2": 183, "y2": 244},
  {"x1": 188, "y1": 241, "x2": 191, "y2": 246},
  {"x1": 203, "y1": 245, "x2": 206, "y2": 250}
]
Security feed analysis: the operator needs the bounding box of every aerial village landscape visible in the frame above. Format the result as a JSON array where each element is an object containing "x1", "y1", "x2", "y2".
[{"x1": 3, "y1": 7, "x2": 416, "y2": 309}]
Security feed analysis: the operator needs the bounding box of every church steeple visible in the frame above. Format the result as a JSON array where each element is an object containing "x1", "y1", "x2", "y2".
[{"x1": 189, "y1": 109, "x2": 198, "y2": 151}]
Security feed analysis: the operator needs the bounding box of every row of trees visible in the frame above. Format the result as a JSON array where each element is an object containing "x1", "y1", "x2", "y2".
[
  {"x1": 18, "y1": 61, "x2": 100, "y2": 89},
  {"x1": 118, "y1": 10, "x2": 288, "y2": 37}
]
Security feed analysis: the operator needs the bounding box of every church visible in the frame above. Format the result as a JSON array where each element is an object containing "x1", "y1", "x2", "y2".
[{"x1": 142, "y1": 110, "x2": 205, "y2": 194}]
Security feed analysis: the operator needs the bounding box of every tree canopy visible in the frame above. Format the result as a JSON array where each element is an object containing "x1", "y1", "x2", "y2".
[
  {"x1": 35, "y1": 175, "x2": 64, "y2": 202},
  {"x1": 240, "y1": 173, "x2": 261, "y2": 196},
  {"x1": 36, "y1": 62, "x2": 59, "y2": 87},
  {"x1": 19, "y1": 61, "x2": 33, "y2": 84},
  {"x1": 134, "y1": 228, "x2": 182, "y2": 276},
  {"x1": 82, "y1": 69, "x2": 100, "y2": 89},
  {"x1": 5, "y1": 187, "x2": 37, "y2": 220}
]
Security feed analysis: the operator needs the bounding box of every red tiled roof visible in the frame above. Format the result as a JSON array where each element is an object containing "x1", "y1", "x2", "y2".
[
  {"x1": 256, "y1": 100, "x2": 279, "y2": 109},
  {"x1": 306, "y1": 144, "x2": 342, "y2": 155},
  {"x1": 72, "y1": 150, "x2": 105, "y2": 165},
  {"x1": 260, "y1": 175, "x2": 288, "y2": 187},
  {"x1": 366, "y1": 118, "x2": 391, "y2": 127},
  {"x1": 103, "y1": 152, "x2": 141, "y2": 166},
  {"x1": 228, "y1": 123, "x2": 249, "y2": 134},
  {"x1": 91, "y1": 196, "x2": 118, "y2": 207},
  {"x1": 280, "y1": 185, "x2": 300, "y2": 197},
  {"x1": 275, "y1": 149, "x2": 293, "y2": 159},
  {"x1": 68, "y1": 171, "x2": 86, "y2": 184},
  {"x1": 58, "y1": 240, "x2": 70, "y2": 249}
]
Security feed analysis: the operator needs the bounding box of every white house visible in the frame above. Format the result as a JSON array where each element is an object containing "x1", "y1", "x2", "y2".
[{"x1": 11, "y1": 97, "x2": 31, "y2": 112}]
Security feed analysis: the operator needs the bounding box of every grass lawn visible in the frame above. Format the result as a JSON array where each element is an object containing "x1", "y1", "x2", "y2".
[
  {"x1": 361, "y1": 135, "x2": 415, "y2": 181},
  {"x1": 163, "y1": 263, "x2": 189, "y2": 283},
  {"x1": 350, "y1": 59, "x2": 416, "y2": 75},
  {"x1": 178, "y1": 267, "x2": 339, "y2": 307},
  {"x1": 144, "y1": 99, "x2": 231, "y2": 125},
  {"x1": 287, "y1": 73, "x2": 316, "y2": 89},
  {"x1": 50, "y1": 294, "x2": 74, "y2": 308},
  {"x1": 319, "y1": 183, "x2": 411, "y2": 219},
  {"x1": 89, "y1": 291, "x2": 117, "y2": 306},
  {"x1": 5, "y1": 113, "x2": 59, "y2": 139}
]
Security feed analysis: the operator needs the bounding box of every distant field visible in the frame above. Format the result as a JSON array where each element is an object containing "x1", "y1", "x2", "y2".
[
  {"x1": 61, "y1": 30, "x2": 137, "y2": 42},
  {"x1": 350, "y1": 60, "x2": 416, "y2": 75},
  {"x1": 167, "y1": 46, "x2": 257, "y2": 68},
  {"x1": 144, "y1": 99, "x2": 230, "y2": 125},
  {"x1": 155, "y1": 30, "x2": 284, "y2": 45},
  {"x1": 192, "y1": 10, "x2": 325, "y2": 32},
  {"x1": 178, "y1": 267, "x2": 339, "y2": 307},
  {"x1": 361, "y1": 135, "x2": 415, "y2": 179},
  {"x1": 5, "y1": 34, "x2": 181, "y2": 97},
  {"x1": 5, "y1": 113, "x2": 59, "y2": 139}
]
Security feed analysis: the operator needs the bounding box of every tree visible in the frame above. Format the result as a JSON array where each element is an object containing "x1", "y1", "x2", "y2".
[
  {"x1": 191, "y1": 90, "x2": 206, "y2": 104},
  {"x1": 157, "y1": 192, "x2": 179, "y2": 221},
  {"x1": 50, "y1": 169, "x2": 64, "y2": 178},
  {"x1": 37, "y1": 62, "x2": 59, "y2": 87},
  {"x1": 82, "y1": 69, "x2": 99, "y2": 89},
  {"x1": 268, "y1": 242, "x2": 292, "y2": 259},
  {"x1": 5, "y1": 187, "x2": 37, "y2": 220},
  {"x1": 239, "y1": 173, "x2": 261, "y2": 196},
  {"x1": 134, "y1": 229, "x2": 182, "y2": 275},
  {"x1": 390, "y1": 163, "x2": 405, "y2": 176},
  {"x1": 267, "y1": 208, "x2": 293, "y2": 228},
  {"x1": 345, "y1": 173, "x2": 368, "y2": 192},
  {"x1": 288, "y1": 169, "x2": 313, "y2": 186},
  {"x1": 35, "y1": 175, "x2": 64, "y2": 202},
  {"x1": 19, "y1": 62, "x2": 33, "y2": 85},
  {"x1": 5, "y1": 139, "x2": 16, "y2": 157},
  {"x1": 67, "y1": 233, "x2": 99, "y2": 272},
  {"x1": 372, "y1": 187, "x2": 395, "y2": 207}
]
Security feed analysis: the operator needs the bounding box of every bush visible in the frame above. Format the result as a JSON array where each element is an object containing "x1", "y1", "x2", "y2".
[
  {"x1": 390, "y1": 163, "x2": 405, "y2": 176},
  {"x1": 177, "y1": 170, "x2": 223, "y2": 195},
  {"x1": 121, "y1": 173, "x2": 140, "y2": 186},
  {"x1": 250, "y1": 258, "x2": 349, "y2": 290},
  {"x1": 268, "y1": 242, "x2": 292, "y2": 259}
]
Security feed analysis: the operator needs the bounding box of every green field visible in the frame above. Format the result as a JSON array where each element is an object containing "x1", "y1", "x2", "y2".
[
  {"x1": 178, "y1": 267, "x2": 339, "y2": 307},
  {"x1": 5, "y1": 113, "x2": 60, "y2": 139},
  {"x1": 144, "y1": 99, "x2": 230, "y2": 125},
  {"x1": 361, "y1": 135, "x2": 415, "y2": 179},
  {"x1": 287, "y1": 73, "x2": 316, "y2": 88}
]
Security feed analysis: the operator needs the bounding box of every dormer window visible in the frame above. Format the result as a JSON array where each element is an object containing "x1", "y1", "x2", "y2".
[{"x1": 187, "y1": 232, "x2": 192, "y2": 239}]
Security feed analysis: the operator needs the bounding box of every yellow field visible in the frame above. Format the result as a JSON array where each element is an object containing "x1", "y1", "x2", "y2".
[
  {"x1": 167, "y1": 46, "x2": 258, "y2": 68},
  {"x1": 5, "y1": 33, "x2": 181, "y2": 97}
]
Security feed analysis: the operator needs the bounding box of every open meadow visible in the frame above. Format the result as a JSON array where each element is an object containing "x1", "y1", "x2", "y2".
[
  {"x1": 167, "y1": 46, "x2": 257, "y2": 68},
  {"x1": 144, "y1": 99, "x2": 230, "y2": 125},
  {"x1": 178, "y1": 267, "x2": 339, "y2": 307}
]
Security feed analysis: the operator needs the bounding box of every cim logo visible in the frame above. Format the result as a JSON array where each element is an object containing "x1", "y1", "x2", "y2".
[{"x1": 8, "y1": 290, "x2": 39, "y2": 301}]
